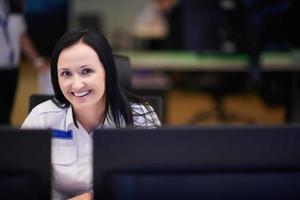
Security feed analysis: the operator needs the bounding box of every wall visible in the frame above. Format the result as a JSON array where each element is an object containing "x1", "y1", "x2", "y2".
[{"x1": 69, "y1": 0, "x2": 148, "y2": 49}]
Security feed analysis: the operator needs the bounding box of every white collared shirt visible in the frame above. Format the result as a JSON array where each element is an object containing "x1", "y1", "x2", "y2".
[{"x1": 21, "y1": 100, "x2": 160, "y2": 199}]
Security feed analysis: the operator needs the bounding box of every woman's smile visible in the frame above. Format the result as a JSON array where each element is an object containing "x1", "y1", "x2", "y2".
[{"x1": 72, "y1": 90, "x2": 91, "y2": 97}]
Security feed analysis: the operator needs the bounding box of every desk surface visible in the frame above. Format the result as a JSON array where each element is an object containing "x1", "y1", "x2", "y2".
[{"x1": 120, "y1": 51, "x2": 300, "y2": 72}]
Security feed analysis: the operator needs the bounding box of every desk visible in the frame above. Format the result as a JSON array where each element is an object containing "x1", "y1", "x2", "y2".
[
  {"x1": 120, "y1": 51, "x2": 300, "y2": 123},
  {"x1": 121, "y1": 51, "x2": 300, "y2": 72}
]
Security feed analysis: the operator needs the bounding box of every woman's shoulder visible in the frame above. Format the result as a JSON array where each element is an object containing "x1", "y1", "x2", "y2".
[
  {"x1": 31, "y1": 100, "x2": 65, "y2": 115},
  {"x1": 131, "y1": 102, "x2": 153, "y2": 113},
  {"x1": 21, "y1": 100, "x2": 67, "y2": 129},
  {"x1": 130, "y1": 102, "x2": 161, "y2": 128}
]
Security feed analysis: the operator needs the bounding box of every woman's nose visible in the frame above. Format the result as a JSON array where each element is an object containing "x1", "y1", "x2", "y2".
[{"x1": 71, "y1": 75, "x2": 85, "y2": 91}]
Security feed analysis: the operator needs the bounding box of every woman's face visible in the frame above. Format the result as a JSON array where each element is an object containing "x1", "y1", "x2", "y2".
[{"x1": 57, "y1": 42, "x2": 106, "y2": 109}]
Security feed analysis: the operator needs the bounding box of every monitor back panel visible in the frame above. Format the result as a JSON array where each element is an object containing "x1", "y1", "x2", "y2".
[
  {"x1": 0, "y1": 129, "x2": 51, "y2": 200},
  {"x1": 94, "y1": 126, "x2": 300, "y2": 200}
]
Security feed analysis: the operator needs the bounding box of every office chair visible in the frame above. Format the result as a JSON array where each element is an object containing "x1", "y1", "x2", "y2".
[
  {"x1": 107, "y1": 55, "x2": 165, "y2": 121},
  {"x1": 140, "y1": 95, "x2": 163, "y2": 122},
  {"x1": 28, "y1": 55, "x2": 164, "y2": 122},
  {"x1": 114, "y1": 54, "x2": 132, "y2": 91},
  {"x1": 28, "y1": 94, "x2": 54, "y2": 113}
]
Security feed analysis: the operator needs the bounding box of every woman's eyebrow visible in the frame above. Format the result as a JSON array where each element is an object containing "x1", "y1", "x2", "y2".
[
  {"x1": 80, "y1": 64, "x2": 92, "y2": 69},
  {"x1": 58, "y1": 64, "x2": 92, "y2": 71},
  {"x1": 58, "y1": 67, "x2": 70, "y2": 71}
]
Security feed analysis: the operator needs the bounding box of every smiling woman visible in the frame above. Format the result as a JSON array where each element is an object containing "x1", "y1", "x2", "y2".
[
  {"x1": 21, "y1": 28, "x2": 161, "y2": 200},
  {"x1": 57, "y1": 42, "x2": 107, "y2": 128}
]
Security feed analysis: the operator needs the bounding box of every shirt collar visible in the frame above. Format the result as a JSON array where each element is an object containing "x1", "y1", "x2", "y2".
[
  {"x1": 100, "y1": 114, "x2": 117, "y2": 129},
  {"x1": 65, "y1": 105, "x2": 120, "y2": 131},
  {"x1": 65, "y1": 105, "x2": 75, "y2": 131}
]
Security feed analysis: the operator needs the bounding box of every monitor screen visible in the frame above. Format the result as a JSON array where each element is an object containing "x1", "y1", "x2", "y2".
[
  {"x1": 181, "y1": 0, "x2": 290, "y2": 53},
  {"x1": 25, "y1": 0, "x2": 68, "y2": 14},
  {"x1": 94, "y1": 126, "x2": 300, "y2": 200},
  {"x1": 0, "y1": 128, "x2": 51, "y2": 200},
  {"x1": 25, "y1": 0, "x2": 69, "y2": 56}
]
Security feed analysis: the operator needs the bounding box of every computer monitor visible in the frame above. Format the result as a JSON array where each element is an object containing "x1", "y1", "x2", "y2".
[
  {"x1": 182, "y1": 0, "x2": 290, "y2": 53},
  {"x1": 0, "y1": 128, "x2": 51, "y2": 200},
  {"x1": 25, "y1": 0, "x2": 68, "y2": 56},
  {"x1": 94, "y1": 126, "x2": 300, "y2": 200}
]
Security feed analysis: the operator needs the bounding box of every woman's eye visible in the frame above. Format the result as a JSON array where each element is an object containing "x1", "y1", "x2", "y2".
[
  {"x1": 82, "y1": 68, "x2": 93, "y2": 75},
  {"x1": 61, "y1": 71, "x2": 72, "y2": 77}
]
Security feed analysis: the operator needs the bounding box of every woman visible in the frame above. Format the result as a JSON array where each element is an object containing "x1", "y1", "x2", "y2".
[{"x1": 22, "y1": 28, "x2": 161, "y2": 200}]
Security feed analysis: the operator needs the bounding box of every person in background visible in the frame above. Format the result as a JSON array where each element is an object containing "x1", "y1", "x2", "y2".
[
  {"x1": 132, "y1": 0, "x2": 177, "y2": 49},
  {"x1": 0, "y1": 0, "x2": 48, "y2": 125},
  {"x1": 22, "y1": 28, "x2": 161, "y2": 200}
]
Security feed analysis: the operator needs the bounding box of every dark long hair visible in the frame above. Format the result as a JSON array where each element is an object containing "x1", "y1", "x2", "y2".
[{"x1": 51, "y1": 28, "x2": 133, "y2": 128}]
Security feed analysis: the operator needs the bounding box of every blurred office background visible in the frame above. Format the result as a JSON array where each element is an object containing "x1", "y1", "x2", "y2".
[{"x1": 10, "y1": 0, "x2": 300, "y2": 126}]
